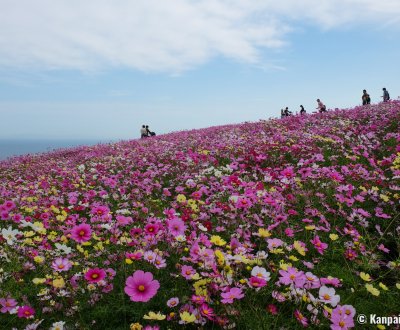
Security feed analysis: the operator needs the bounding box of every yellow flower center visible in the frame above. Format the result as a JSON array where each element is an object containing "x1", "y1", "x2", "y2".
[{"x1": 138, "y1": 285, "x2": 145, "y2": 292}]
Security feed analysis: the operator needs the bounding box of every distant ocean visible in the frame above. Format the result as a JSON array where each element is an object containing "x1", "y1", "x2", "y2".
[{"x1": 0, "y1": 139, "x2": 116, "y2": 161}]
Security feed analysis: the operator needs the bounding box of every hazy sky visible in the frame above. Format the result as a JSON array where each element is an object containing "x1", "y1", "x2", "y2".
[{"x1": 0, "y1": 0, "x2": 399, "y2": 140}]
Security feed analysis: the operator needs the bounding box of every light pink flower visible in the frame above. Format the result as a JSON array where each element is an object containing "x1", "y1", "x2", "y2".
[
  {"x1": 124, "y1": 270, "x2": 160, "y2": 302},
  {"x1": 51, "y1": 257, "x2": 72, "y2": 272},
  {"x1": 167, "y1": 297, "x2": 179, "y2": 308},
  {"x1": 319, "y1": 286, "x2": 340, "y2": 307},
  {"x1": 221, "y1": 287, "x2": 244, "y2": 304},
  {"x1": 0, "y1": 297, "x2": 18, "y2": 313}
]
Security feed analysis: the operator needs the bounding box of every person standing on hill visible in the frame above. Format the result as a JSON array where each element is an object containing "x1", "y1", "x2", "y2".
[
  {"x1": 382, "y1": 88, "x2": 390, "y2": 102},
  {"x1": 316, "y1": 99, "x2": 326, "y2": 113},
  {"x1": 362, "y1": 90, "x2": 371, "y2": 105},
  {"x1": 300, "y1": 105, "x2": 306, "y2": 115},
  {"x1": 140, "y1": 125, "x2": 148, "y2": 138}
]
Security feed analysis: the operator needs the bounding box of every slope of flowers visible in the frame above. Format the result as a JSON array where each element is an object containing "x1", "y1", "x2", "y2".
[{"x1": 1, "y1": 102, "x2": 400, "y2": 329}]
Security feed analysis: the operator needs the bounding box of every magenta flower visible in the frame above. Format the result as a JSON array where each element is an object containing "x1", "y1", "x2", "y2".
[
  {"x1": 310, "y1": 235, "x2": 328, "y2": 255},
  {"x1": 249, "y1": 276, "x2": 267, "y2": 289},
  {"x1": 71, "y1": 223, "x2": 92, "y2": 243},
  {"x1": 0, "y1": 297, "x2": 18, "y2": 313},
  {"x1": 51, "y1": 257, "x2": 72, "y2": 272},
  {"x1": 84, "y1": 268, "x2": 106, "y2": 283},
  {"x1": 167, "y1": 217, "x2": 186, "y2": 236},
  {"x1": 124, "y1": 270, "x2": 160, "y2": 302},
  {"x1": 200, "y1": 303, "x2": 215, "y2": 320},
  {"x1": 221, "y1": 287, "x2": 244, "y2": 304},
  {"x1": 294, "y1": 309, "x2": 308, "y2": 327},
  {"x1": 17, "y1": 305, "x2": 35, "y2": 319}
]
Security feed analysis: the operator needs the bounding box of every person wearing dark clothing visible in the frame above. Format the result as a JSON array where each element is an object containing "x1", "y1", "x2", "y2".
[
  {"x1": 284, "y1": 107, "x2": 292, "y2": 117},
  {"x1": 362, "y1": 90, "x2": 371, "y2": 105},
  {"x1": 140, "y1": 125, "x2": 148, "y2": 138},
  {"x1": 146, "y1": 125, "x2": 156, "y2": 137},
  {"x1": 300, "y1": 105, "x2": 306, "y2": 115},
  {"x1": 382, "y1": 88, "x2": 390, "y2": 102},
  {"x1": 316, "y1": 99, "x2": 326, "y2": 113}
]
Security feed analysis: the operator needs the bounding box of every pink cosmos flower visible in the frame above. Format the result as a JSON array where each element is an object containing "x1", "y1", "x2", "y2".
[
  {"x1": 267, "y1": 238, "x2": 284, "y2": 250},
  {"x1": 124, "y1": 270, "x2": 160, "y2": 302},
  {"x1": 70, "y1": 223, "x2": 92, "y2": 243},
  {"x1": 304, "y1": 272, "x2": 320, "y2": 289},
  {"x1": 143, "y1": 251, "x2": 157, "y2": 264},
  {"x1": 181, "y1": 265, "x2": 196, "y2": 280},
  {"x1": 154, "y1": 256, "x2": 167, "y2": 269},
  {"x1": 0, "y1": 297, "x2": 18, "y2": 313},
  {"x1": 294, "y1": 309, "x2": 308, "y2": 327},
  {"x1": 167, "y1": 297, "x2": 179, "y2": 308},
  {"x1": 51, "y1": 257, "x2": 72, "y2": 272},
  {"x1": 279, "y1": 267, "x2": 306, "y2": 288},
  {"x1": 249, "y1": 276, "x2": 267, "y2": 289},
  {"x1": 200, "y1": 303, "x2": 215, "y2": 320},
  {"x1": 267, "y1": 304, "x2": 278, "y2": 315},
  {"x1": 221, "y1": 287, "x2": 244, "y2": 304},
  {"x1": 167, "y1": 218, "x2": 186, "y2": 236},
  {"x1": 17, "y1": 305, "x2": 35, "y2": 319},
  {"x1": 84, "y1": 268, "x2": 106, "y2": 283},
  {"x1": 319, "y1": 286, "x2": 340, "y2": 307},
  {"x1": 330, "y1": 305, "x2": 355, "y2": 330},
  {"x1": 191, "y1": 295, "x2": 206, "y2": 304},
  {"x1": 144, "y1": 223, "x2": 160, "y2": 236},
  {"x1": 310, "y1": 235, "x2": 328, "y2": 255}
]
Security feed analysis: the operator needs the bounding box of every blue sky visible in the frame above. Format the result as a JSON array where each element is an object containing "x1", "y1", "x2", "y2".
[{"x1": 0, "y1": 0, "x2": 399, "y2": 141}]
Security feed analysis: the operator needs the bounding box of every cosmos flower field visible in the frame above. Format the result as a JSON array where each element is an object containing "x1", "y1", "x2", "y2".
[{"x1": 1, "y1": 102, "x2": 400, "y2": 329}]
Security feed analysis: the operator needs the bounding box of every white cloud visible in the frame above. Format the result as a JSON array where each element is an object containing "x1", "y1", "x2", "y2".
[{"x1": 0, "y1": 0, "x2": 399, "y2": 73}]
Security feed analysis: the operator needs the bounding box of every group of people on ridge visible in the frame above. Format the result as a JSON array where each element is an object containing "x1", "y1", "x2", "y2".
[
  {"x1": 140, "y1": 125, "x2": 156, "y2": 138},
  {"x1": 281, "y1": 99, "x2": 325, "y2": 118},
  {"x1": 281, "y1": 87, "x2": 391, "y2": 118},
  {"x1": 362, "y1": 87, "x2": 390, "y2": 105}
]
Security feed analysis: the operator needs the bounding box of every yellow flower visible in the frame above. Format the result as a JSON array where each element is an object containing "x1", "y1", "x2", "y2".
[
  {"x1": 210, "y1": 235, "x2": 226, "y2": 246},
  {"x1": 288, "y1": 255, "x2": 299, "y2": 261},
  {"x1": 180, "y1": 311, "x2": 196, "y2": 323},
  {"x1": 24, "y1": 231, "x2": 35, "y2": 237},
  {"x1": 176, "y1": 194, "x2": 187, "y2": 203},
  {"x1": 293, "y1": 241, "x2": 306, "y2": 256},
  {"x1": 52, "y1": 277, "x2": 65, "y2": 289},
  {"x1": 305, "y1": 225, "x2": 315, "y2": 231},
  {"x1": 377, "y1": 325, "x2": 386, "y2": 329},
  {"x1": 360, "y1": 272, "x2": 372, "y2": 282},
  {"x1": 143, "y1": 311, "x2": 166, "y2": 320},
  {"x1": 396, "y1": 283, "x2": 400, "y2": 290},
  {"x1": 125, "y1": 258, "x2": 133, "y2": 264},
  {"x1": 32, "y1": 278, "x2": 46, "y2": 285},
  {"x1": 130, "y1": 323, "x2": 143, "y2": 330},
  {"x1": 34, "y1": 256, "x2": 44, "y2": 264},
  {"x1": 378, "y1": 282, "x2": 388, "y2": 291},
  {"x1": 380, "y1": 194, "x2": 389, "y2": 202},
  {"x1": 329, "y1": 234, "x2": 339, "y2": 241},
  {"x1": 365, "y1": 284, "x2": 380, "y2": 296},
  {"x1": 258, "y1": 228, "x2": 271, "y2": 238}
]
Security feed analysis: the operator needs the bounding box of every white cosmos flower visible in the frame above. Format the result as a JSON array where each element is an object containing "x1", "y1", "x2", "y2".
[
  {"x1": 251, "y1": 266, "x2": 271, "y2": 281},
  {"x1": 1, "y1": 226, "x2": 21, "y2": 245}
]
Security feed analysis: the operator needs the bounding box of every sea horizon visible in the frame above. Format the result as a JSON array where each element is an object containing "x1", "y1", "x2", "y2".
[{"x1": 0, "y1": 138, "x2": 119, "y2": 161}]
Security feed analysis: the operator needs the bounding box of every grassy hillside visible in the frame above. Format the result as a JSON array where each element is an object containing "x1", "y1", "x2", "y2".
[{"x1": 1, "y1": 101, "x2": 400, "y2": 329}]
